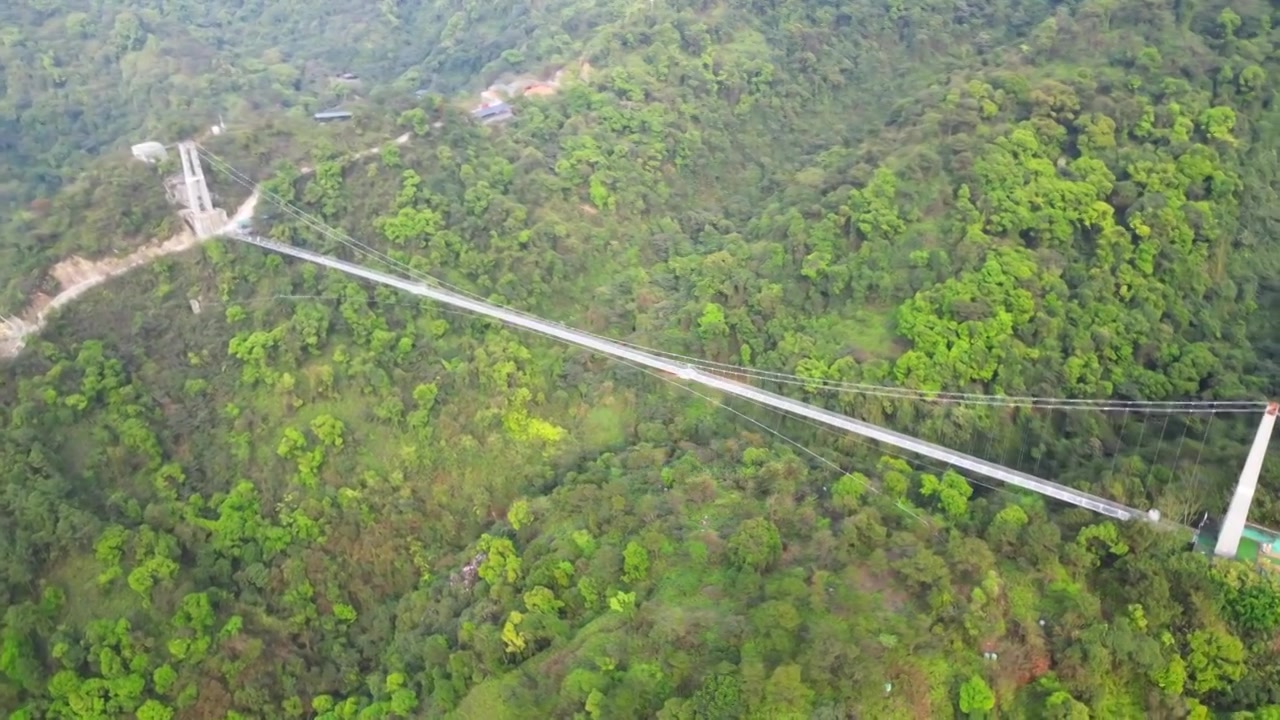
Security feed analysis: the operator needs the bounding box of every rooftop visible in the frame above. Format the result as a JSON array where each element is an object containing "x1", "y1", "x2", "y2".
[
  {"x1": 470, "y1": 102, "x2": 513, "y2": 124},
  {"x1": 131, "y1": 142, "x2": 168, "y2": 163},
  {"x1": 471, "y1": 101, "x2": 511, "y2": 116}
]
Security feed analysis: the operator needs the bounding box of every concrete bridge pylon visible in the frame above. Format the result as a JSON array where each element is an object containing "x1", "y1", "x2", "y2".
[
  {"x1": 1214, "y1": 402, "x2": 1279, "y2": 558},
  {"x1": 177, "y1": 141, "x2": 227, "y2": 238}
]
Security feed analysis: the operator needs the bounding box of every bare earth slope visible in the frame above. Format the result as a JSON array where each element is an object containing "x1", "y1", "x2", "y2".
[
  {"x1": 0, "y1": 131, "x2": 412, "y2": 360},
  {"x1": 0, "y1": 191, "x2": 259, "y2": 359}
]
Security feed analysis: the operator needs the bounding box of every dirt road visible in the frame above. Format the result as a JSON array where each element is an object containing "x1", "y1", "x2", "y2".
[{"x1": 0, "y1": 132, "x2": 406, "y2": 360}]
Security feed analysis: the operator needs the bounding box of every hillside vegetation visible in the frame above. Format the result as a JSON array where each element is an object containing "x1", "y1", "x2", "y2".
[
  {"x1": 6, "y1": 0, "x2": 1280, "y2": 718},
  {"x1": 0, "y1": 0, "x2": 601, "y2": 194},
  {"x1": 0, "y1": 0, "x2": 636, "y2": 312}
]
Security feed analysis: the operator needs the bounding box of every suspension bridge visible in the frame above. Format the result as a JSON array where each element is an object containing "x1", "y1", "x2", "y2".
[{"x1": 176, "y1": 141, "x2": 1277, "y2": 559}]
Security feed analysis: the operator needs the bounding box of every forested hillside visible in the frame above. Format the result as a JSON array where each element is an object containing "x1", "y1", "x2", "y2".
[
  {"x1": 0, "y1": 0, "x2": 599, "y2": 195},
  {"x1": 7, "y1": 0, "x2": 1280, "y2": 718},
  {"x1": 0, "y1": 0, "x2": 1066, "y2": 311},
  {"x1": 0, "y1": 0, "x2": 639, "y2": 311}
]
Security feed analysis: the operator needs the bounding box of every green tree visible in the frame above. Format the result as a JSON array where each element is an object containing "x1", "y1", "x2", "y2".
[
  {"x1": 1186, "y1": 628, "x2": 1246, "y2": 694},
  {"x1": 477, "y1": 534, "x2": 522, "y2": 588},
  {"x1": 507, "y1": 499, "x2": 532, "y2": 530},
  {"x1": 502, "y1": 612, "x2": 529, "y2": 654},
  {"x1": 920, "y1": 469, "x2": 974, "y2": 519},
  {"x1": 1201, "y1": 106, "x2": 1237, "y2": 143},
  {"x1": 136, "y1": 699, "x2": 174, "y2": 720},
  {"x1": 689, "y1": 673, "x2": 743, "y2": 720},
  {"x1": 389, "y1": 688, "x2": 419, "y2": 715},
  {"x1": 958, "y1": 675, "x2": 995, "y2": 717},
  {"x1": 987, "y1": 505, "x2": 1029, "y2": 550},
  {"x1": 152, "y1": 664, "x2": 177, "y2": 695},
  {"x1": 0, "y1": 626, "x2": 39, "y2": 691},
  {"x1": 309, "y1": 414, "x2": 346, "y2": 448},
  {"x1": 728, "y1": 518, "x2": 783, "y2": 572},
  {"x1": 1044, "y1": 691, "x2": 1089, "y2": 719},
  {"x1": 697, "y1": 303, "x2": 729, "y2": 338},
  {"x1": 755, "y1": 664, "x2": 813, "y2": 720},
  {"x1": 623, "y1": 541, "x2": 651, "y2": 583},
  {"x1": 831, "y1": 473, "x2": 868, "y2": 513}
]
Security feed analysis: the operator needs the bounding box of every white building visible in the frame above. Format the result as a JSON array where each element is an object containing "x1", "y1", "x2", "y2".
[{"x1": 131, "y1": 141, "x2": 168, "y2": 164}]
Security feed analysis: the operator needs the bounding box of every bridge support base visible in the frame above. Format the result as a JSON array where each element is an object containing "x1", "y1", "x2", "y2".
[
  {"x1": 1214, "y1": 402, "x2": 1279, "y2": 558},
  {"x1": 176, "y1": 141, "x2": 227, "y2": 238},
  {"x1": 183, "y1": 209, "x2": 229, "y2": 239}
]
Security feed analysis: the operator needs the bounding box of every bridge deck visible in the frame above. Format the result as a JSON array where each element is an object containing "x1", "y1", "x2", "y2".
[{"x1": 227, "y1": 230, "x2": 1153, "y2": 524}]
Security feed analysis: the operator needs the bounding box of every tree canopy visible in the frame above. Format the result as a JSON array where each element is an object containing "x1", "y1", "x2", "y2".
[{"x1": 5, "y1": 0, "x2": 1280, "y2": 717}]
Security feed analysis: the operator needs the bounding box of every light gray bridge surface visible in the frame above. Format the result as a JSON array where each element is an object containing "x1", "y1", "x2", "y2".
[{"x1": 227, "y1": 230, "x2": 1153, "y2": 524}]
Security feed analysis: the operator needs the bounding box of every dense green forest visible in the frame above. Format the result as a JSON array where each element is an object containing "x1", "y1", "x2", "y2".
[{"x1": 7, "y1": 0, "x2": 1280, "y2": 717}]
